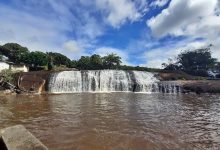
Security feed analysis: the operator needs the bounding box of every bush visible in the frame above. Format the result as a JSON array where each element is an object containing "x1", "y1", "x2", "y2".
[{"x1": 0, "y1": 69, "x2": 15, "y2": 83}]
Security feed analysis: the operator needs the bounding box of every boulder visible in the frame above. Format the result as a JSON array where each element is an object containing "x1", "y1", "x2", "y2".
[{"x1": 0, "y1": 125, "x2": 48, "y2": 150}]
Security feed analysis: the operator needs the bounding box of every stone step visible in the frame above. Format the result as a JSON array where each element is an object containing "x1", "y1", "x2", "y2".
[{"x1": 0, "y1": 125, "x2": 48, "y2": 150}]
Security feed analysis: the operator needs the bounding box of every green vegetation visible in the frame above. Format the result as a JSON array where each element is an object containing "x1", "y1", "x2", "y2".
[
  {"x1": 102, "y1": 53, "x2": 122, "y2": 69},
  {"x1": 23, "y1": 51, "x2": 48, "y2": 68},
  {"x1": 162, "y1": 45, "x2": 219, "y2": 77},
  {"x1": 90, "y1": 54, "x2": 103, "y2": 70},
  {"x1": 1, "y1": 42, "x2": 218, "y2": 77},
  {"x1": 75, "y1": 53, "x2": 123, "y2": 70},
  {"x1": 0, "y1": 69, "x2": 17, "y2": 83},
  {"x1": 0, "y1": 43, "x2": 29, "y2": 64},
  {"x1": 0, "y1": 42, "x2": 158, "y2": 72},
  {"x1": 47, "y1": 52, "x2": 72, "y2": 68},
  {"x1": 177, "y1": 46, "x2": 217, "y2": 71}
]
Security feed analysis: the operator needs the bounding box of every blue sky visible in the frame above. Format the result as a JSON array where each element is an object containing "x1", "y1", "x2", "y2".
[{"x1": 0, "y1": 0, "x2": 220, "y2": 68}]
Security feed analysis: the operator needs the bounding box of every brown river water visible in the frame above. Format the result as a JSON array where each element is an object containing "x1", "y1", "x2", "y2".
[{"x1": 0, "y1": 93, "x2": 220, "y2": 150}]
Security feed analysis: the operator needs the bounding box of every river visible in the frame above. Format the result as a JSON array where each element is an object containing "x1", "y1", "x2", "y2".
[{"x1": 0, "y1": 93, "x2": 220, "y2": 150}]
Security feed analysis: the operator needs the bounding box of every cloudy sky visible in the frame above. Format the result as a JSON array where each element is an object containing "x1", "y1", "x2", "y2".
[{"x1": 0, "y1": 0, "x2": 219, "y2": 68}]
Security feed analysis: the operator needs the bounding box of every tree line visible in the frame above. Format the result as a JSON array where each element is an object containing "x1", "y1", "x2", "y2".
[
  {"x1": 162, "y1": 45, "x2": 220, "y2": 76},
  {"x1": 2, "y1": 42, "x2": 217, "y2": 76},
  {"x1": 0, "y1": 43, "x2": 159, "y2": 72}
]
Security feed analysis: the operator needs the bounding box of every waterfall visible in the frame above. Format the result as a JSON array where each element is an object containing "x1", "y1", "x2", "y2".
[
  {"x1": 48, "y1": 70, "x2": 181, "y2": 94},
  {"x1": 158, "y1": 81, "x2": 182, "y2": 94}
]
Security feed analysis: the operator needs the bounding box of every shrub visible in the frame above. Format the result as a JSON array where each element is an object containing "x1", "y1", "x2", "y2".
[{"x1": 0, "y1": 69, "x2": 15, "y2": 83}]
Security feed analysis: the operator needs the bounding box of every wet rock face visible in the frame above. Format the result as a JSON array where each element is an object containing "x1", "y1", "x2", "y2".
[
  {"x1": 18, "y1": 75, "x2": 46, "y2": 93},
  {"x1": 0, "y1": 125, "x2": 48, "y2": 150}
]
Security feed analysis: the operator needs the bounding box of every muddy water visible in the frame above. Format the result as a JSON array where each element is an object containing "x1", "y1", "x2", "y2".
[{"x1": 0, "y1": 93, "x2": 220, "y2": 150}]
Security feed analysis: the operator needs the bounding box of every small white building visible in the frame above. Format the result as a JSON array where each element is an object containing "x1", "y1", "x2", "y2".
[
  {"x1": 0, "y1": 61, "x2": 29, "y2": 72},
  {"x1": 10, "y1": 64, "x2": 29, "y2": 72}
]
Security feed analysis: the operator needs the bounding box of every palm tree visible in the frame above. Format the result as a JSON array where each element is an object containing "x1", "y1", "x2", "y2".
[{"x1": 102, "y1": 53, "x2": 122, "y2": 69}]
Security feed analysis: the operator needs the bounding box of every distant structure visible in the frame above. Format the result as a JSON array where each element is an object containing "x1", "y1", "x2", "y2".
[
  {"x1": 0, "y1": 61, "x2": 29, "y2": 72},
  {"x1": 207, "y1": 69, "x2": 220, "y2": 78}
]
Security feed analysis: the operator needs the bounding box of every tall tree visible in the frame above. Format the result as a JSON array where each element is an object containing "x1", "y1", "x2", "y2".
[
  {"x1": 71, "y1": 60, "x2": 78, "y2": 68},
  {"x1": 90, "y1": 54, "x2": 103, "y2": 69},
  {"x1": 47, "y1": 54, "x2": 54, "y2": 70},
  {"x1": 47, "y1": 52, "x2": 72, "y2": 67},
  {"x1": 102, "y1": 53, "x2": 122, "y2": 69},
  {"x1": 77, "y1": 56, "x2": 91, "y2": 70},
  {"x1": 177, "y1": 46, "x2": 217, "y2": 71},
  {"x1": 24, "y1": 51, "x2": 48, "y2": 67},
  {"x1": 0, "y1": 43, "x2": 29, "y2": 63}
]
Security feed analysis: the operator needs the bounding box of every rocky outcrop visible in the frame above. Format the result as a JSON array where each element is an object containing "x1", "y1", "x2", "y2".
[
  {"x1": 18, "y1": 71, "x2": 51, "y2": 93},
  {"x1": 18, "y1": 75, "x2": 45, "y2": 93},
  {"x1": 0, "y1": 125, "x2": 48, "y2": 150},
  {"x1": 0, "y1": 76, "x2": 22, "y2": 94},
  {"x1": 161, "y1": 80, "x2": 220, "y2": 94},
  {"x1": 180, "y1": 80, "x2": 220, "y2": 94}
]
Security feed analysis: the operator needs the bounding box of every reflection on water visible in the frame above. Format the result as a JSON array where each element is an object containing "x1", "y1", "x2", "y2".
[{"x1": 0, "y1": 93, "x2": 220, "y2": 150}]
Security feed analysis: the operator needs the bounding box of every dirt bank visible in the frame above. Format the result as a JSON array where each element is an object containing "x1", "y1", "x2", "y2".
[
  {"x1": 158, "y1": 70, "x2": 205, "y2": 81},
  {"x1": 176, "y1": 80, "x2": 220, "y2": 94}
]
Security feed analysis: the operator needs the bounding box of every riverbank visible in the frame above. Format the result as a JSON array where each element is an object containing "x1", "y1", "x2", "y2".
[
  {"x1": 158, "y1": 70, "x2": 206, "y2": 80},
  {"x1": 179, "y1": 80, "x2": 220, "y2": 94},
  {"x1": 159, "y1": 71, "x2": 220, "y2": 94}
]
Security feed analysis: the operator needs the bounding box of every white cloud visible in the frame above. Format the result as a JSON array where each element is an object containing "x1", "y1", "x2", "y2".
[
  {"x1": 63, "y1": 41, "x2": 82, "y2": 52},
  {"x1": 0, "y1": 0, "x2": 149, "y2": 62},
  {"x1": 93, "y1": 47, "x2": 131, "y2": 65},
  {"x1": 145, "y1": 0, "x2": 220, "y2": 68},
  {"x1": 150, "y1": 0, "x2": 169, "y2": 7},
  {"x1": 143, "y1": 40, "x2": 211, "y2": 68},
  {"x1": 147, "y1": 0, "x2": 219, "y2": 38},
  {"x1": 0, "y1": 1, "x2": 102, "y2": 59},
  {"x1": 0, "y1": 5, "x2": 66, "y2": 52},
  {"x1": 95, "y1": 0, "x2": 147, "y2": 28}
]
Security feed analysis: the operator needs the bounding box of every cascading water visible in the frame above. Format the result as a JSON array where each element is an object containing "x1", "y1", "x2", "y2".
[
  {"x1": 158, "y1": 81, "x2": 182, "y2": 94},
  {"x1": 48, "y1": 70, "x2": 181, "y2": 93}
]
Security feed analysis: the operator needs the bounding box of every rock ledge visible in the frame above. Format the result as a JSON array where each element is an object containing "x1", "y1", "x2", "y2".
[{"x1": 0, "y1": 125, "x2": 48, "y2": 150}]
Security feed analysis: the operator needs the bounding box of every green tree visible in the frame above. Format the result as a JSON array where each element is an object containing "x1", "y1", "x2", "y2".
[
  {"x1": 70, "y1": 60, "x2": 78, "y2": 68},
  {"x1": 177, "y1": 46, "x2": 217, "y2": 71},
  {"x1": 0, "y1": 54, "x2": 3, "y2": 61},
  {"x1": 0, "y1": 43, "x2": 29, "y2": 63},
  {"x1": 0, "y1": 69, "x2": 14, "y2": 83},
  {"x1": 47, "y1": 52, "x2": 72, "y2": 67},
  {"x1": 77, "y1": 56, "x2": 91, "y2": 70},
  {"x1": 102, "y1": 53, "x2": 122, "y2": 69},
  {"x1": 47, "y1": 55, "x2": 54, "y2": 70},
  {"x1": 90, "y1": 54, "x2": 103, "y2": 69},
  {"x1": 24, "y1": 51, "x2": 48, "y2": 68}
]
